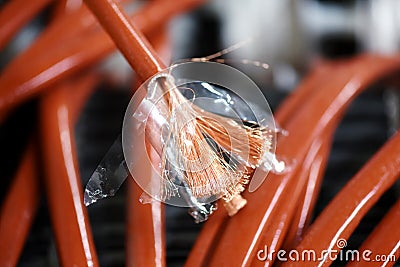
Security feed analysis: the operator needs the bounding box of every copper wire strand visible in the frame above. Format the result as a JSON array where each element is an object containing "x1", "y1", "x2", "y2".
[
  {"x1": 83, "y1": 0, "x2": 272, "y2": 214},
  {"x1": 152, "y1": 78, "x2": 274, "y2": 203},
  {"x1": 190, "y1": 38, "x2": 270, "y2": 70}
]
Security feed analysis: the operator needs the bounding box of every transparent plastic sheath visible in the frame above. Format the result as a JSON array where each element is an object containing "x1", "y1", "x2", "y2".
[{"x1": 84, "y1": 61, "x2": 286, "y2": 216}]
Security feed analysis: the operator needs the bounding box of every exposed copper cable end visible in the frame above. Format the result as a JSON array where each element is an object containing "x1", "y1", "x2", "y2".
[
  {"x1": 150, "y1": 77, "x2": 274, "y2": 218},
  {"x1": 223, "y1": 194, "x2": 247, "y2": 216}
]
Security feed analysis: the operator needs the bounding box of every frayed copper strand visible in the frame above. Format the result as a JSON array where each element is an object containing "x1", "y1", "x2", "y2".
[{"x1": 153, "y1": 77, "x2": 273, "y2": 214}]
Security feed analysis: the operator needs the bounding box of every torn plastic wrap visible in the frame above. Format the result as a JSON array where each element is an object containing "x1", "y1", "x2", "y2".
[
  {"x1": 84, "y1": 136, "x2": 127, "y2": 206},
  {"x1": 84, "y1": 61, "x2": 287, "y2": 222}
]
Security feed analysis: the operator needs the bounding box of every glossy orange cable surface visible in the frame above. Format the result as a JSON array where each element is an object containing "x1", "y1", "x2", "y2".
[
  {"x1": 0, "y1": 0, "x2": 204, "y2": 122},
  {"x1": 259, "y1": 55, "x2": 400, "y2": 266},
  {"x1": 185, "y1": 59, "x2": 354, "y2": 266},
  {"x1": 186, "y1": 55, "x2": 400, "y2": 267},
  {"x1": 185, "y1": 60, "x2": 352, "y2": 267},
  {"x1": 126, "y1": 26, "x2": 171, "y2": 267},
  {"x1": 83, "y1": 0, "x2": 165, "y2": 80},
  {"x1": 0, "y1": 1, "x2": 204, "y2": 265},
  {"x1": 283, "y1": 132, "x2": 400, "y2": 267},
  {"x1": 127, "y1": 178, "x2": 166, "y2": 267},
  {"x1": 0, "y1": 143, "x2": 39, "y2": 267},
  {"x1": 40, "y1": 77, "x2": 100, "y2": 267},
  {"x1": 346, "y1": 199, "x2": 400, "y2": 267},
  {"x1": 0, "y1": 0, "x2": 53, "y2": 50},
  {"x1": 281, "y1": 132, "x2": 333, "y2": 251},
  {"x1": 1, "y1": 0, "x2": 399, "y2": 266}
]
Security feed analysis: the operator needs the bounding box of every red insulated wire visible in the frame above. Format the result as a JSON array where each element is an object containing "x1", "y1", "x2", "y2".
[
  {"x1": 40, "y1": 77, "x2": 100, "y2": 267},
  {"x1": 83, "y1": 0, "x2": 166, "y2": 81},
  {"x1": 0, "y1": 142, "x2": 39, "y2": 267},
  {"x1": 186, "y1": 54, "x2": 400, "y2": 267},
  {"x1": 0, "y1": 0, "x2": 204, "y2": 122},
  {"x1": 346, "y1": 199, "x2": 400, "y2": 267},
  {"x1": 125, "y1": 28, "x2": 171, "y2": 267},
  {"x1": 0, "y1": 0, "x2": 53, "y2": 50}
]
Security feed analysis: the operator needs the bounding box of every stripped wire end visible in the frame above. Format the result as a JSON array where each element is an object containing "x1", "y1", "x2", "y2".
[{"x1": 144, "y1": 75, "x2": 275, "y2": 217}]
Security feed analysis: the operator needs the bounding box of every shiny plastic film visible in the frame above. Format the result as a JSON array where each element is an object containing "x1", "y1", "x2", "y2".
[{"x1": 84, "y1": 61, "x2": 287, "y2": 222}]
